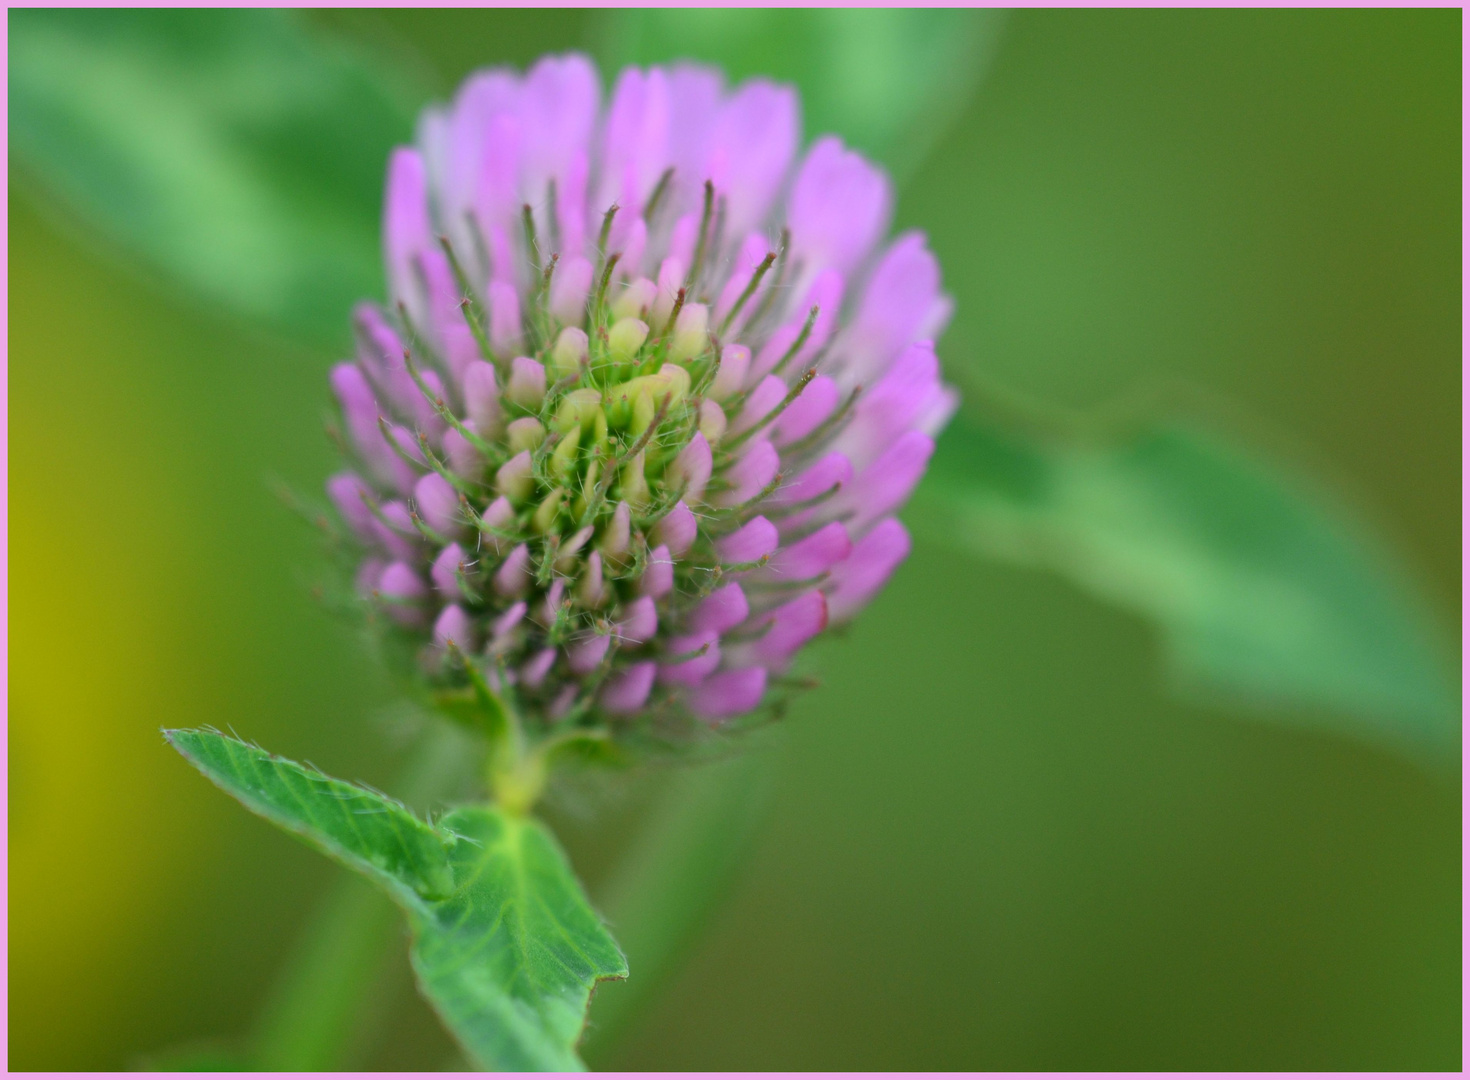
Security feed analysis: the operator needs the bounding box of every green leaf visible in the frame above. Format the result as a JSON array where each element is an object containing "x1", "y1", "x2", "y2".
[
  {"x1": 412, "y1": 806, "x2": 629, "y2": 1071},
  {"x1": 166, "y1": 728, "x2": 454, "y2": 903},
  {"x1": 911, "y1": 408, "x2": 1460, "y2": 766},
  {"x1": 595, "y1": 9, "x2": 1005, "y2": 178},
  {"x1": 167, "y1": 729, "x2": 627, "y2": 1070},
  {"x1": 8, "y1": 10, "x2": 420, "y2": 349}
]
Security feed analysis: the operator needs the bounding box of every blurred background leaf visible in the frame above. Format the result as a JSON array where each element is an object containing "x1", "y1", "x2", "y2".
[
  {"x1": 9, "y1": 7, "x2": 1460, "y2": 1072},
  {"x1": 8, "y1": 9, "x2": 421, "y2": 350},
  {"x1": 912, "y1": 407, "x2": 1459, "y2": 765}
]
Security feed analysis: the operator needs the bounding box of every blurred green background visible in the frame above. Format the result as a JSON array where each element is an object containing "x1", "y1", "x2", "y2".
[{"x1": 9, "y1": 8, "x2": 1460, "y2": 1070}]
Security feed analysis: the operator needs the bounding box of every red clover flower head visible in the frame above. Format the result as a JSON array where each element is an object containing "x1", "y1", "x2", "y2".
[{"x1": 328, "y1": 53, "x2": 956, "y2": 738}]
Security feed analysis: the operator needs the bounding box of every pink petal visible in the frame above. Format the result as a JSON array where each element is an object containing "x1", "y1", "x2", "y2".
[
  {"x1": 713, "y1": 438, "x2": 779, "y2": 508},
  {"x1": 638, "y1": 544, "x2": 675, "y2": 599},
  {"x1": 567, "y1": 634, "x2": 611, "y2": 676},
  {"x1": 600, "y1": 661, "x2": 658, "y2": 715},
  {"x1": 772, "y1": 374, "x2": 839, "y2": 446},
  {"x1": 716, "y1": 515, "x2": 779, "y2": 565},
  {"x1": 430, "y1": 542, "x2": 469, "y2": 597},
  {"x1": 659, "y1": 630, "x2": 721, "y2": 685},
  {"x1": 618, "y1": 595, "x2": 659, "y2": 644},
  {"x1": 414, "y1": 472, "x2": 462, "y2": 537},
  {"x1": 327, "y1": 472, "x2": 377, "y2": 543},
  {"x1": 766, "y1": 521, "x2": 851, "y2": 580},
  {"x1": 494, "y1": 543, "x2": 532, "y2": 598},
  {"x1": 729, "y1": 375, "x2": 787, "y2": 437},
  {"x1": 708, "y1": 80, "x2": 799, "y2": 238},
  {"x1": 688, "y1": 583, "x2": 750, "y2": 635},
  {"x1": 383, "y1": 148, "x2": 432, "y2": 323},
  {"x1": 651, "y1": 500, "x2": 697, "y2": 556},
  {"x1": 826, "y1": 517, "x2": 911, "y2": 623},
  {"x1": 788, "y1": 137, "x2": 891, "y2": 277},
  {"x1": 839, "y1": 430, "x2": 935, "y2": 536},
  {"x1": 832, "y1": 340, "x2": 947, "y2": 470},
  {"x1": 521, "y1": 647, "x2": 557, "y2": 687},
  {"x1": 666, "y1": 432, "x2": 713, "y2": 503},
  {"x1": 687, "y1": 667, "x2": 767, "y2": 721},
  {"x1": 371, "y1": 500, "x2": 419, "y2": 562},
  {"x1": 432, "y1": 603, "x2": 474, "y2": 651},
  {"x1": 845, "y1": 231, "x2": 951, "y2": 384},
  {"x1": 750, "y1": 589, "x2": 828, "y2": 668}
]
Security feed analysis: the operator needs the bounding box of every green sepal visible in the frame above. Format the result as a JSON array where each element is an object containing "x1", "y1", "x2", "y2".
[{"x1": 166, "y1": 728, "x2": 627, "y2": 1070}]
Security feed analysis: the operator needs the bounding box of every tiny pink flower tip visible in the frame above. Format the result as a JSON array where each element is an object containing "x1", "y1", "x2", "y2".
[
  {"x1": 443, "y1": 425, "x2": 484, "y2": 478},
  {"x1": 384, "y1": 148, "x2": 432, "y2": 315},
  {"x1": 665, "y1": 432, "x2": 713, "y2": 504},
  {"x1": 688, "y1": 583, "x2": 749, "y2": 635},
  {"x1": 508, "y1": 355, "x2": 547, "y2": 410},
  {"x1": 666, "y1": 213, "x2": 699, "y2": 269},
  {"x1": 479, "y1": 495, "x2": 515, "y2": 554},
  {"x1": 848, "y1": 231, "x2": 950, "y2": 382},
  {"x1": 659, "y1": 630, "x2": 722, "y2": 686},
  {"x1": 548, "y1": 684, "x2": 580, "y2": 719},
  {"x1": 538, "y1": 579, "x2": 567, "y2": 627},
  {"x1": 599, "y1": 501, "x2": 631, "y2": 561},
  {"x1": 750, "y1": 589, "x2": 827, "y2": 668},
  {"x1": 600, "y1": 661, "x2": 657, "y2": 715},
  {"x1": 826, "y1": 517, "x2": 911, "y2": 623},
  {"x1": 567, "y1": 633, "x2": 611, "y2": 676},
  {"x1": 709, "y1": 344, "x2": 751, "y2": 400},
  {"x1": 687, "y1": 667, "x2": 767, "y2": 721},
  {"x1": 638, "y1": 544, "x2": 675, "y2": 599},
  {"x1": 487, "y1": 279, "x2": 523, "y2": 354},
  {"x1": 372, "y1": 500, "x2": 420, "y2": 562},
  {"x1": 433, "y1": 603, "x2": 475, "y2": 652},
  {"x1": 521, "y1": 647, "x2": 557, "y2": 688},
  {"x1": 716, "y1": 516, "x2": 778, "y2": 566},
  {"x1": 378, "y1": 561, "x2": 427, "y2": 625},
  {"x1": 327, "y1": 472, "x2": 377, "y2": 542},
  {"x1": 414, "y1": 473, "x2": 462, "y2": 537},
  {"x1": 651, "y1": 501, "x2": 697, "y2": 556},
  {"x1": 496, "y1": 450, "x2": 535, "y2": 502},
  {"x1": 709, "y1": 80, "x2": 798, "y2": 237},
  {"x1": 550, "y1": 255, "x2": 595, "y2": 324},
  {"x1": 835, "y1": 340, "x2": 944, "y2": 470},
  {"x1": 492, "y1": 600, "x2": 528, "y2": 640},
  {"x1": 578, "y1": 550, "x2": 606, "y2": 608},
  {"x1": 617, "y1": 595, "x2": 658, "y2": 644},
  {"x1": 353, "y1": 557, "x2": 387, "y2": 599},
  {"x1": 431, "y1": 542, "x2": 469, "y2": 597},
  {"x1": 494, "y1": 543, "x2": 533, "y2": 598},
  {"x1": 462, "y1": 360, "x2": 503, "y2": 438}
]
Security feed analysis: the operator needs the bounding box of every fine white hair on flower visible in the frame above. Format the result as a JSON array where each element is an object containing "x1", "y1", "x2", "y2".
[{"x1": 327, "y1": 52, "x2": 956, "y2": 736}]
